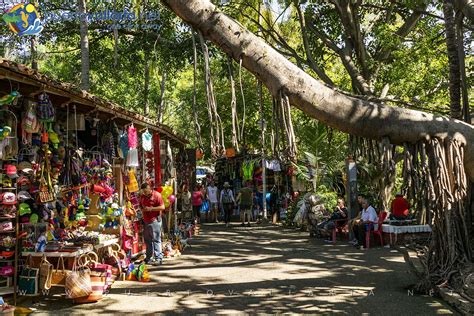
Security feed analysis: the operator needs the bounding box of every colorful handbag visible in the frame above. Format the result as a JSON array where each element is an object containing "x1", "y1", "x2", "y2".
[
  {"x1": 65, "y1": 258, "x2": 92, "y2": 299},
  {"x1": 18, "y1": 256, "x2": 39, "y2": 296},
  {"x1": 200, "y1": 200, "x2": 210, "y2": 213},
  {"x1": 73, "y1": 253, "x2": 106, "y2": 303}
]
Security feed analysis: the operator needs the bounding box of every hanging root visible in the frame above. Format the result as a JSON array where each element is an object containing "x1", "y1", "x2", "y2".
[
  {"x1": 416, "y1": 138, "x2": 471, "y2": 293},
  {"x1": 279, "y1": 91, "x2": 297, "y2": 162},
  {"x1": 349, "y1": 135, "x2": 472, "y2": 294}
]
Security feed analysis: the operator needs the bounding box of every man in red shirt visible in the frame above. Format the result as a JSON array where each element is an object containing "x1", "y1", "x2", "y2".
[
  {"x1": 140, "y1": 182, "x2": 166, "y2": 265},
  {"x1": 390, "y1": 193, "x2": 410, "y2": 220}
]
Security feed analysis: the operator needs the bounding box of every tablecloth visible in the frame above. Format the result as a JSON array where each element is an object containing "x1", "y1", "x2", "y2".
[{"x1": 382, "y1": 224, "x2": 432, "y2": 234}]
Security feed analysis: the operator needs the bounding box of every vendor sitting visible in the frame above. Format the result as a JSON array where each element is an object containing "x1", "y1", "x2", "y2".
[
  {"x1": 390, "y1": 193, "x2": 410, "y2": 220},
  {"x1": 319, "y1": 198, "x2": 348, "y2": 240}
]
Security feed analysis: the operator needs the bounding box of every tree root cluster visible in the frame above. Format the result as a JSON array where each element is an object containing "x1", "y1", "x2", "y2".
[{"x1": 350, "y1": 135, "x2": 473, "y2": 295}]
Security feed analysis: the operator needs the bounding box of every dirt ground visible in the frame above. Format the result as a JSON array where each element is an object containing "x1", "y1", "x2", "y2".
[{"x1": 15, "y1": 223, "x2": 457, "y2": 315}]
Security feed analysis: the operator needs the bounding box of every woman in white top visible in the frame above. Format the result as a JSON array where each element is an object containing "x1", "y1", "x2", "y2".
[{"x1": 207, "y1": 182, "x2": 219, "y2": 223}]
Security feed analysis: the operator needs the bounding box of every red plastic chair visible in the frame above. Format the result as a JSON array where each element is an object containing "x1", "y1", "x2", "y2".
[{"x1": 365, "y1": 211, "x2": 387, "y2": 249}]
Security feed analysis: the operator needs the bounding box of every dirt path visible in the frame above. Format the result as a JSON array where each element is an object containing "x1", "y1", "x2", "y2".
[{"x1": 18, "y1": 223, "x2": 456, "y2": 315}]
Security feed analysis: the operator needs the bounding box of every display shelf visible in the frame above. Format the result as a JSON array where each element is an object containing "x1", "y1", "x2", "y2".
[
  {"x1": 22, "y1": 248, "x2": 91, "y2": 258},
  {"x1": 0, "y1": 287, "x2": 14, "y2": 295},
  {"x1": 0, "y1": 230, "x2": 15, "y2": 234},
  {"x1": 0, "y1": 188, "x2": 17, "y2": 190},
  {"x1": 93, "y1": 238, "x2": 119, "y2": 250},
  {"x1": 0, "y1": 217, "x2": 16, "y2": 220}
]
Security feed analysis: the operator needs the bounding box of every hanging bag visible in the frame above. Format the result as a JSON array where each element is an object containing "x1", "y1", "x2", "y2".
[
  {"x1": 18, "y1": 255, "x2": 39, "y2": 296},
  {"x1": 65, "y1": 257, "x2": 92, "y2": 299},
  {"x1": 36, "y1": 93, "x2": 55, "y2": 123},
  {"x1": 39, "y1": 255, "x2": 53, "y2": 290},
  {"x1": 22, "y1": 100, "x2": 40, "y2": 145},
  {"x1": 200, "y1": 200, "x2": 210, "y2": 213},
  {"x1": 51, "y1": 256, "x2": 69, "y2": 287},
  {"x1": 38, "y1": 155, "x2": 55, "y2": 203}
]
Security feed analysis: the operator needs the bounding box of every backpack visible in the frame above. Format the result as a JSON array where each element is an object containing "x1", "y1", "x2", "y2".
[
  {"x1": 222, "y1": 189, "x2": 233, "y2": 204},
  {"x1": 22, "y1": 100, "x2": 40, "y2": 144},
  {"x1": 36, "y1": 93, "x2": 55, "y2": 122}
]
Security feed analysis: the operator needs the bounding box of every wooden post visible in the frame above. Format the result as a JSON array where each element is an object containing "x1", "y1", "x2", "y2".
[{"x1": 345, "y1": 156, "x2": 358, "y2": 240}]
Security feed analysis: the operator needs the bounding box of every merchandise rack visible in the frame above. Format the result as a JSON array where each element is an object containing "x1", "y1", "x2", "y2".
[{"x1": 0, "y1": 108, "x2": 19, "y2": 304}]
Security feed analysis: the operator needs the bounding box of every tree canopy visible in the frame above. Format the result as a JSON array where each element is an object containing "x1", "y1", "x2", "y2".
[{"x1": 0, "y1": 0, "x2": 472, "y2": 174}]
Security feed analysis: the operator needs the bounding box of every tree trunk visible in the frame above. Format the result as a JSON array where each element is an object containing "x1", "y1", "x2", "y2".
[
  {"x1": 443, "y1": 0, "x2": 462, "y2": 120},
  {"x1": 144, "y1": 55, "x2": 150, "y2": 115},
  {"x1": 456, "y1": 12, "x2": 470, "y2": 124},
  {"x1": 162, "y1": 0, "x2": 474, "y2": 181},
  {"x1": 227, "y1": 58, "x2": 240, "y2": 149},
  {"x1": 191, "y1": 31, "x2": 204, "y2": 150},
  {"x1": 454, "y1": 0, "x2": 474, "y2": 23},
  {"x1": 78, "y1": 0, "x2": 90, "y2": 91},
  {"x1": 158, "y1": 70, "x2": 167, "y2": 123},
  {"x1": 30, "y1": 37, "x2": 38, "y2": 70}
]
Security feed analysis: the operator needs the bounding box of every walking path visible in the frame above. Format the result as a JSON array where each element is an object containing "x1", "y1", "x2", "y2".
[{"x1": 19, "y1": 223, "x2": 456, "y2": 315}]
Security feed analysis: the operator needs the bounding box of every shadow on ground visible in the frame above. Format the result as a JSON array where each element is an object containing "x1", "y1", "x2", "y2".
[{"x1": 17, "y1": 223, "x2": 457, "y2": 315}]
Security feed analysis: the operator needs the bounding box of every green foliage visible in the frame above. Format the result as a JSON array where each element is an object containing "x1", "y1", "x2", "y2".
[{"x1": 0, "y1": 0, "x2": 469, "y2": 192}]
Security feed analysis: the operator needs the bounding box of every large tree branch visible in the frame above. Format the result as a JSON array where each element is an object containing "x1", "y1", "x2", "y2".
[
  {"x1": 453, "y1": 0, "x2": 474, "y2": 23},
  {"x1": 330, "y1": 0, "x2": 370, "y2": 80},
  {"x1": 294, "y1": 1, "x2": 334, "y2": 86},
  {"x1": 307, "y1": 22, "x2": 372, "y2": 95},
  {"x1": 375, "y1": 4, "x2": 428, "y2": 62},
  {"x1": 162, "y1": 0, "x2": 474, "y2": 181}
]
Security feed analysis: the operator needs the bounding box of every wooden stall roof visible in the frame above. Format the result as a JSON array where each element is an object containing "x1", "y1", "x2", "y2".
[{"x1": 0, "y1": 59, "x2": 188, "y2": 147}]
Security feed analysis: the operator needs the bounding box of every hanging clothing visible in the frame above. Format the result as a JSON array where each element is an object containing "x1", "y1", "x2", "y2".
[
  {"x1": 265, "y1": 159, "x2": 281, "y2": 172},
  {"x1": 142, "y1": 130, "x2": 153, "y2": 151},
  {"x1": 118, "y1": 131, "x2": 129, "y2": 159},
  {"x1": 242, "y1": 161, "x2": 254, "y2": 181},
  {"x1": 128, "y1": 125, "x2": 138, "y2": 149}
]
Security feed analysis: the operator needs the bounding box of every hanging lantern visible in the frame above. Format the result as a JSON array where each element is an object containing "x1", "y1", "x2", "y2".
[
  {"x1": 225, "y1": 148, "x2": 236, "y2": 158},
  {"x1": 196, "y1": 149, "x2": 204, "y2": 160}
]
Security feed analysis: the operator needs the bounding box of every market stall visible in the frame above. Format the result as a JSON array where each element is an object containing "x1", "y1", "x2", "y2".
[
  {"x1": 0, "y1": 59, "x2": 188, "y2": 304},
  {"x1": 213, "y1": 152, "x2": 292, "y2": 222}
]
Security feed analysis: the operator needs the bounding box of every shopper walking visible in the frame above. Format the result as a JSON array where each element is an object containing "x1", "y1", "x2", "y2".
[
  {"x1": 207, "y1": 181, "x2": 219, "y2": 223},
  {"x1": 192, "y1": 185, "x2": 204, "y2": 224},
  {"x1": 140, "y1": 182, "x2": 166, "y2": 265},
  {"x1": 220, "y1": 182, "x2": 235, "y2": 227}
]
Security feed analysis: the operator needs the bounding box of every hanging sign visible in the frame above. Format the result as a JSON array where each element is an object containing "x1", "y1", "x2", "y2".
[{"x1": 2, "y1": 3, "x2": 43, "y2": 36}]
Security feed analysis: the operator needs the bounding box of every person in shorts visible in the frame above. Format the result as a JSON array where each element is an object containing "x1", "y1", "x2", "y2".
[
  {"x1": 236, "y1": 181, "x2": 254, "y2": 227},
  {"x1": 207, "y1": 181, "x2": 219, "y2": 223}
]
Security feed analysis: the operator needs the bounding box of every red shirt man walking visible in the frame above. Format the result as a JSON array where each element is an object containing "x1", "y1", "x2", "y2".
[{"x1": 140, "y1": 182, "x2": 165, "y2": 265}]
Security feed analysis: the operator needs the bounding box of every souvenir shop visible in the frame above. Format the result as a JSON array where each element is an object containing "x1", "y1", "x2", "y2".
[
  {"x1": 0, "y1": 59, "x2": 192, "y2": 308},
  {"x1": 214, "y1": 152, "x2": 292, "y2": 221}
]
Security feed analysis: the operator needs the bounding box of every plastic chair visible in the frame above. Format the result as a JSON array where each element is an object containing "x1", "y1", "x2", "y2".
[
  {"x1": 365, "y1": 211, "x2": 387, "y2": 248},
  {"x1": 331, "y1": 219, "x2": 349, "y2": 243}
]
